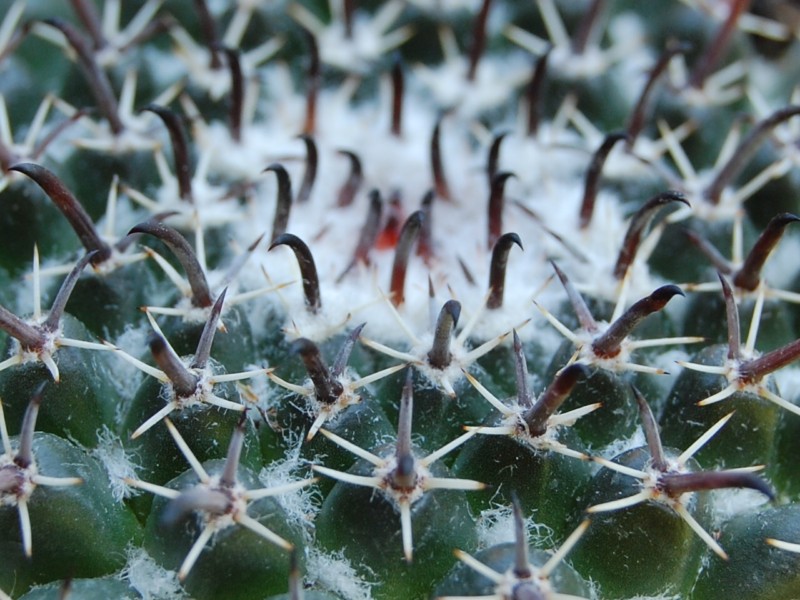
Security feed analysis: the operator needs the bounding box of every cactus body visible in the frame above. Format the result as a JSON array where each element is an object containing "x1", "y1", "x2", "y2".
[{"x1": 2, "y1": 1, "x2": 800, "y2": 598}]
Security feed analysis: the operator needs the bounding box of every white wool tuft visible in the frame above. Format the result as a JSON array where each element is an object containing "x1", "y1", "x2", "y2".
[
  {"x1": 711, "y1": 487, "x2": 772, "y2": 528},
  {"x1": 305, "y1": 547, "x2": 376, "y2": 600},
  {"x1": 647, "y1": 347, "x2": 693, "y2": 400},
  {"x1": 474, "y1": 502, "x2": 556, "y2": 550},
  {"x1": 775, "y1": 365, "x2": 800, "y2": 400},
  {"x1": 122, "y1": 547, "x2": 185, "y2": 600},
  {"x1": 765, "y1": 231, "x2": 800, "y2": 289},
  {"x1": 258, "y1": 440, "x2": 321, "y2": 537},
  {"x1": 597, "y1": 426, "x2": 647, "y2": 461},
  {"x1": 92, "y1": 426, "x2": 142, "y2": 502}
]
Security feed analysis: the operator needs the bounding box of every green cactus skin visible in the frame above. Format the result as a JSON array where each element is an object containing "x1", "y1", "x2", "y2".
[
  {"x1": 682, "y1": 292, "x2": 797, "y2": 353},
  {"x1": 315, "y1": 455, "x2": 479, "y2": 600},
  {"x1": 573, "y1": 386, "x2": 774, "y2": 598},
  {"x1": 679, "y1": 212, "x2": 800, "y2": 352},
  {"x1": 63, "y1": 260, "x2": 161, "y2": 338},
  {"x1": 0, "y1": 432, "x2": 142, "y2": 594},
  {"x1": 143, "y1": 462, "x2": 305, "y2": 600},
  {"x1": 0, "y1": 183, "x2": 71, "y2": 275},
  {"x1": 3, "y1": 1, "x2": 800, "y2": 599},
  {"x1": 571, "y1": 446, "x2": 711, "y2": 598},
  {"x1": 435, "y1": 495, "x2": 592, "y2": 599},
  {"x1": 546, "y1": 358, "x2": 638, "y2": 449},
  {"x1": 314, "y1": 371, "x2": 484, "y2": 599},
  {"x1": 452, "y1": 354, "x2": 595, "y2": 539},
  {"x1": 692, "y1": 504, "x2": 800, "y2": 600},
  {"x1": 259, "y1": 391, "x2": 394, "y2": 496},
  {"x1": 771, "y1": 410, "x2": 800, "y2": 501},
  {"x1": 0, "y1": 315, "x2": 119, "y2": 448},
  {"x1": 122, "y1": 382, "x2": 263, "y2": 521},
  {"x1": 158, "y1": 304, "x2": 258, "y2": 373},
  {"x1": 453, "y1": 427, "x2": 592, "y2": 540},
  {"x1": 375, "y1": 376, "x2": 494, "y2": 456},
  {"x1": 435, "y1": 544, "x2": 590, "y2": 599},
  {"x1": 658, "y1": 343, "x2": 781, "y2": 469}
]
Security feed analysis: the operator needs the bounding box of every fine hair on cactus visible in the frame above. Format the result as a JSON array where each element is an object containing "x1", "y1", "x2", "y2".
[{"x1": 3, "y1": 1, "x2": 800, "y2": 599}]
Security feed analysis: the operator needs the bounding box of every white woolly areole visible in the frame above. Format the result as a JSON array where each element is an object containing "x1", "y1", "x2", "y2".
[
  {"x1": 258, "y1": 443, "x2": 321, "y2": 539},
  {"x1": 92, "y1": 426, "x2": 142, "y2": 502},
  {"x1": 710, "y1": 486, "x2": 772, "y2": 528},
  {"x1": 474, "y1": 503, "x2": 556, "y2": 551},
  {"x1": 305, "y1": 547, "x2": 376, "y2": 600},
  {"x1": 765, "y1": 232, "x2": 800, "y2": 289},
  {"x1": 122, "y1": 547, "x2": 185, "y2": 600},
  {"x1": 597, "y1": 426, "x2": 647, "y2": 463},
  {"x1": 774, "y1": 365, "x2": 800, "y2": 402}
]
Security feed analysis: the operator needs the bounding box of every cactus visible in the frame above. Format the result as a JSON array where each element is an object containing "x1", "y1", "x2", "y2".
[{"x1": 3, "y1": 0, "x2": 800, "y2": 598}]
